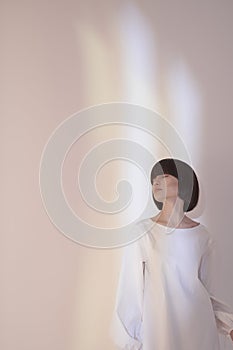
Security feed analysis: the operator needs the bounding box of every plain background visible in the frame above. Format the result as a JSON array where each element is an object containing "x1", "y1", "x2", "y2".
[{"x1": 1, "y1": 0, "x2": 233, "y2": 349}]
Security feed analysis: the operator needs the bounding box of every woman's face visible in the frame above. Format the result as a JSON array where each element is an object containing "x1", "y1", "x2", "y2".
[{"x1": 152, "y1": 173, "x2": 179, "y2": 203}]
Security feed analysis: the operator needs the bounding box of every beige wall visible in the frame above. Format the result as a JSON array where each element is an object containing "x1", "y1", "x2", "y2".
[{"x1": 1, "y1": 1, "x2": 233, "y2": 349}]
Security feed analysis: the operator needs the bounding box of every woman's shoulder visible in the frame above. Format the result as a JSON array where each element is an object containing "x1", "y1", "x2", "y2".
[
  {"x1": 192, "y1": 222, "x2": 216, "y2": 250},
  {"x1": 125, "y1": 219, "x2": 156, "y2": 256}
]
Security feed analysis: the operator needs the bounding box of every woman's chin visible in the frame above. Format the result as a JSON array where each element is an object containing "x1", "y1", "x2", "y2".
[{"x1": 153, "y1": 195, "x2": 164, "y2": 203}]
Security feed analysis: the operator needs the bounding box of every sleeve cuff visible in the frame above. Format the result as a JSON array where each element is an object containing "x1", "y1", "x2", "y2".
[{"x1": 214, "y1": 310, "x2": 233, "y2": 336}]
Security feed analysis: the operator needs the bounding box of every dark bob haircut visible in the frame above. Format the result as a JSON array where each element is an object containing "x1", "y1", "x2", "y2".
[{"x1": 150, "y1": 158, "x2": 199, "y2": 212}]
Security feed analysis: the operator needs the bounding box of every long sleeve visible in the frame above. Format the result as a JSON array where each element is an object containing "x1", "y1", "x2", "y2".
[
  {"x1": 198, "y1": 234, "x2": 233, "y2": 338},
  {"x1": 109, "y1": 238, "x2": 145, "y2": 350}
]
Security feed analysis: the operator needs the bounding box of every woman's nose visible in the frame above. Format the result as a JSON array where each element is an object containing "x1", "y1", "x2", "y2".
[{"x1": 154, "y1": 180, "x2": 160, "y2": 187}]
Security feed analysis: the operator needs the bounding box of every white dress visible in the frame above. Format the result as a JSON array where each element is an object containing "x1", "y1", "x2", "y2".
[{"x1": 109, "y1": 218, "x2": 233, "y2": 350}]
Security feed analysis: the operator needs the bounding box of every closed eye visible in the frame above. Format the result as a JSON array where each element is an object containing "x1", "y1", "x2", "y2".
[{"x1": 152, "y1": 175, "x2": 168, "y2": 184}]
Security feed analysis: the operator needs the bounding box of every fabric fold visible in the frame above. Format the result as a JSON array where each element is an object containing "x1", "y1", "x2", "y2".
[
  {"x1": 109, "y1": 237, "x2": 145, "y2": 349},
  {"x1": 198, "y1": 234, "x2": 233, "y2": 338}
]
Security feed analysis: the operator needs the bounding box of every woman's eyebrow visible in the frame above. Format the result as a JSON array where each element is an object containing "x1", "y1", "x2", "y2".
[
  {"x1": 156, "y1": 174, "x2": 168, "y2": 178},
  {"x1": 152, "y1": 174, "x2": 167, "y2": 182}
]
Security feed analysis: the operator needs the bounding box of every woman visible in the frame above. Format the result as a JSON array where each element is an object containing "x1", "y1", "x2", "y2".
[{"x1": 110, "y1": 158, "x2": 233, "y2": 350}]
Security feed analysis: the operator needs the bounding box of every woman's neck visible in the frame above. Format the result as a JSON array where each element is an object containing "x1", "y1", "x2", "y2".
[{"x1": 156, "y1": 197, "x2": 185, "y2": 226}]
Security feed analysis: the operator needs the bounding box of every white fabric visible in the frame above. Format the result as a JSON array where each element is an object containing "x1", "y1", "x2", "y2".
[{"x1": 109, "y1": 219, "x2": 233, "y2": 350}]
